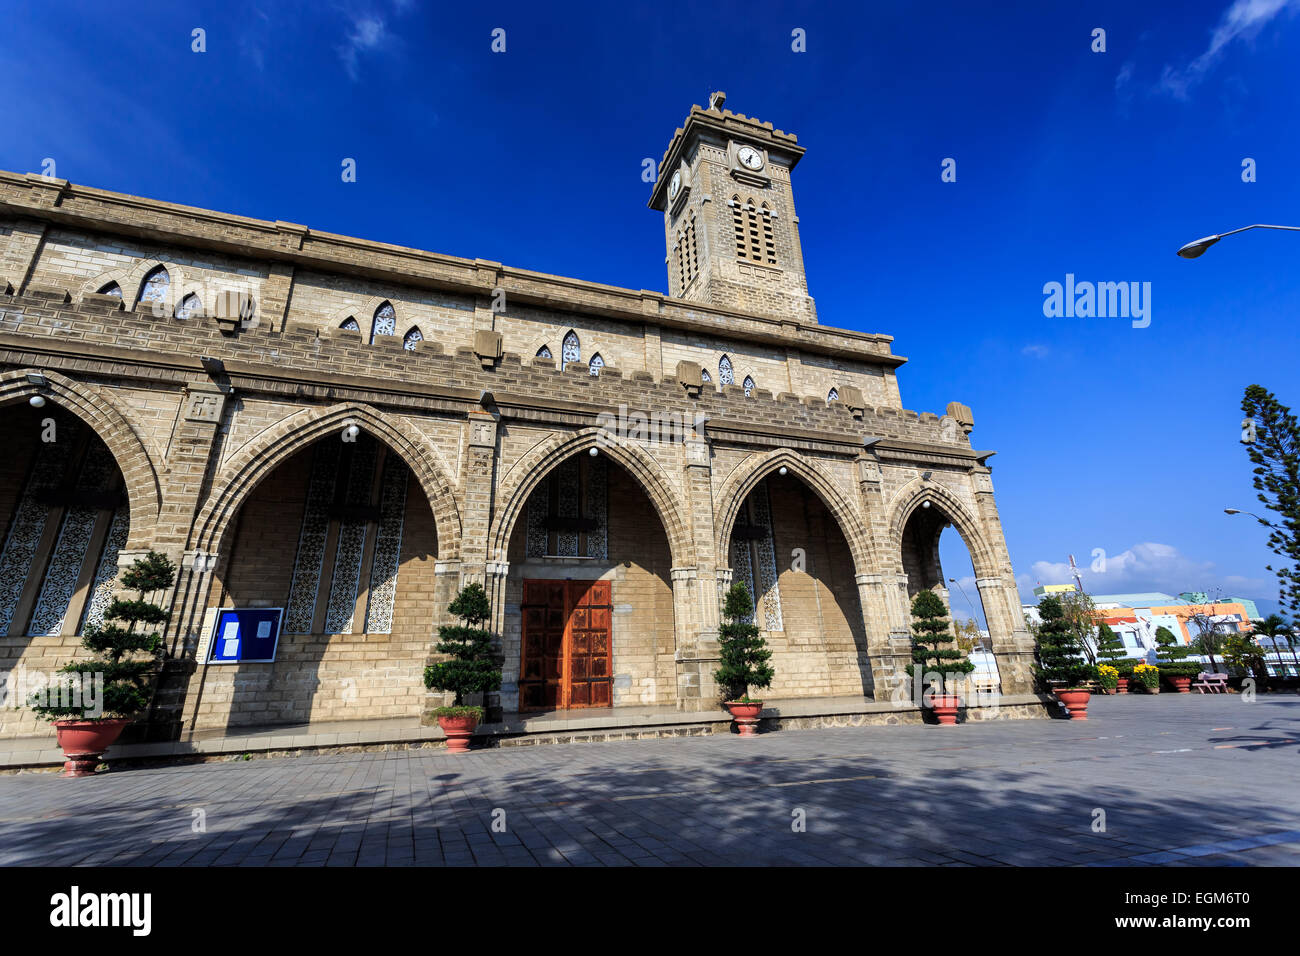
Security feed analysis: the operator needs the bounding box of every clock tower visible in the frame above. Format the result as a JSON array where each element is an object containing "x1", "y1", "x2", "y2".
[{"x1": 648, "y1": 92, "x2": 817, "y2": 323}]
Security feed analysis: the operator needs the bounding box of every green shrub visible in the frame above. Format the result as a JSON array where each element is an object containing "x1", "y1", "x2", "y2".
[{"x1": 1154, "y1": 625, "x2": 1200, "y2": 679}]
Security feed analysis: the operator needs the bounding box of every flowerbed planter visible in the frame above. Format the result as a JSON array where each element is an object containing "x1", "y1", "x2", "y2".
[
  {"x1": 53, "y1": 718, "x2": 131, "y2": 777},
  {"x1": 929, "y1": 693, "x2": 960, "y2": 725},
  {"x1": 1168, "y1": 676, "x2": 1193, "y2": 693},
  {"x1": 725, "y1": 700, "x2": 764, "y2": 736},
  {"x1": 437, "y1": 712, "x2": 480, "y2": 754},
  {"x1": 1054, "y1": 688, "x2": 1092, "y2": 720},
  {"x1": 1115, "y1": 677, "x2": 1129, "y2": 694}
]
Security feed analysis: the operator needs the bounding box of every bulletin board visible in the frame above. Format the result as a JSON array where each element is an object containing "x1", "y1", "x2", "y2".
[{"x1": 207, "y1": 607, "x2": 283, "y2": 664}]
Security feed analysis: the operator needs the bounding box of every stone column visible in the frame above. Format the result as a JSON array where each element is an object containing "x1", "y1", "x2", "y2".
[
  {"x1": 675, "y1": 431, "x2": 720, "y2": 711},
  {"x1": 854, "y1": 454, "x2": 913, "y2": 698},
  {"x1": 970, "y1": 468, "x2": 1036, "y2": 694}
]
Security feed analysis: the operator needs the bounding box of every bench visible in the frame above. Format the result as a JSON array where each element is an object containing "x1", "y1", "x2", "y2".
[{"x1": 1192, "y1": 672, "x2": 1228, "y2": 694}]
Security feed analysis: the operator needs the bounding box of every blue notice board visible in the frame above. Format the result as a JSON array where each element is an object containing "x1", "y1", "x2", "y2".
[{"x1": 208, "y1": 607, "x2": 283, "y2": 663}]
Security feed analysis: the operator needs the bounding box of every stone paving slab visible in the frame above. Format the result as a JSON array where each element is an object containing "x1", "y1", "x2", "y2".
[{"x1": 0, "y1": 695, "x2": 1296, "y2": 867}]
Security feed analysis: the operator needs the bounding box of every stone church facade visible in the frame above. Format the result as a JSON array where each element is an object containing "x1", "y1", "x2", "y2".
[{"x1": 0, "y1": 97, "x2": 1036, "y2": 739}]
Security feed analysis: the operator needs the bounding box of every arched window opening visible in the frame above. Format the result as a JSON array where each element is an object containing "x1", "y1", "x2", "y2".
[
  {"x1": 370, "y1": 302, "x2": 396, "y2": 343},
  {"x1": 340, "y1": 317, "x2": 360, "y2": 333},
  {"x1": 562, "y1": 331, "x2": 581, "y2": 365},
  {"x1": 589, "y1": 353, "x2": 604, "y2": 376},
  {"x1": 827, "y1": 387, "x2": 840, "y2": 404},
  {"x1": 718, "y1": 355, "x2": 734, "y2": 386},
  {"x1": 402, "y1": 327, "x2": 423, "y2": 351},
  {"x1": 743, "y1": 376, "x2": 755, "y2": 397},
  {"x1": 175, "y1": 293, "x2": 202, "y2": 320},
  {"x1": 98, "y1": 282, "x2": 122, "y2": 298},
  {"x1": 536, "y1": 345, "x2": 553, "y2": 360},
  {"x1": 138, "y1": 266, "x2": 170, "y2": 304},
  {"x1": 701, "y1": 368, "x2": 712, "y2": 384}
]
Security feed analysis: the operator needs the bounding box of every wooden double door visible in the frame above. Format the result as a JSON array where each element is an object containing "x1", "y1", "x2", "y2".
[{"x1": 520, "y1": 579, "x2": 613, "y2": 711}]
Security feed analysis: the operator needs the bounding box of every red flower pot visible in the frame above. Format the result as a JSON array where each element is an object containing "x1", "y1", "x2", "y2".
[
  {"x1": 725, "y1": 701, "x2": 764, "y2": 736},
  {"x1": 437, "y1": 713, "x2": 480, "y2": 754},
  {"x1": 1115, "y1": 678, "x2": 1129, "y2": 695},
  {"x1": 929, "y1": 693, "x2": 960, "y2": 725},
  {"x1": 1169, "y1": 676, "x2": 1192, "y2": 693},
  {"x1": 53, "y1": 718, "x2": 131, "y2": 777},
  {"x1": 1054, "y1": 689, "x2": 1092, "y2": 719}
]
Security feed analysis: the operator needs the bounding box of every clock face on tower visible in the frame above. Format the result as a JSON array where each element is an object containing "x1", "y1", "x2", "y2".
[
  {"x1": 737, "y1": 146, "x2": 764, "y2": 171},
  {"x1": 668, "y1": 170, "x2": 681, "y2": 200}
]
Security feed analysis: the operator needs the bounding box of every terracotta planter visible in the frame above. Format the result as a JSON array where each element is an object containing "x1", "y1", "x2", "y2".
[
  {"x1": 930, "y1": 693, "x2": 960, "y2": 725},
  {"x1": 1114, "y1": 677, "x2": 1129, "y2": 695},
  {"x1": 53, "y1": 718, "x2": 131, "y2": 777},
  {"x1": 725, "y1": 700, "x2": 764, "y2": 737},
  {"x1": 437, "y1": 713, "x2": 480, "y2": 754},
  {"x1": 1054, "y1": 688, "x2": 1092, "y2": 720},
  {"x1": 1169, "y1": 676, "x2": 1192, "y2": 693}
]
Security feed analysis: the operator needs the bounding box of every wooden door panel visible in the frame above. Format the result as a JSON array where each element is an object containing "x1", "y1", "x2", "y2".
[{"x1": 521, "y1": 578, "x2": 614, "y2": 712}]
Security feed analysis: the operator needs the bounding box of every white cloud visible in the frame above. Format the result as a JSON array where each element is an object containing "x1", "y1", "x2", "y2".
[
  {"x1": 339, "y1": 15, "x2": 389, "y2": 80},
  {"x1": 1021, "y1": 344, "x2": 1049, "y2": 359},
  {"x1": 1158, "y1": 0, "x2": 1300, "y2": 98},
  {"x1": 1019, "y1": 541, "x2": 1272, "y2": 604}
]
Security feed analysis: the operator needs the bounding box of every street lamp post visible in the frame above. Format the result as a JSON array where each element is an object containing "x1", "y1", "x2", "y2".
[
  {"x1": 1224, "y1": 508, "x2": 1278, "y2": 529},
  {"x1": 1177, "y1": 223, "x2": 1300, "y2": 258}
]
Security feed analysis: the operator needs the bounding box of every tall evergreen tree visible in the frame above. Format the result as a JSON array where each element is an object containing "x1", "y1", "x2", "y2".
[
  {"x1": 1033, "y1": 595, "x2": 1097, "y2": 689},
  {"x1": 905, "y1": 589, "x2": 974, "y2": 694},
  {"x1": 714, "y1": 582, "x2": 774, "y2": 702},
  {"x1": 1241, "y1": 385, "x2": 1300, "y2": 618}
]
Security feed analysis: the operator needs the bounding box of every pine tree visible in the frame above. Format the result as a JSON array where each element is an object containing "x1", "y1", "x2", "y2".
[
  {"x1": 30, "y1": 551, "x2": 174, "y2": 720},
  {"x1": 1033, "y1": 595, "x2": 1097, "y2": 689},
  {"x1": 1154, "y1": 625, "x2": 1199, "y2": 679},
  {"x1": 424, "y1": 583, "x2": 502, "y2": 713},
  {"x1": 1095, "y1": 623, "x2": 1132, "y2": 674},
  {"x1": 714, "y1": 582, "x2": 774, "y2": 702},
  {"x1": 905, "y1": 589, "x2": 974, "y2": 694},
  {"x1": 1241, "y1": 385, "x2": 1300, "y2": 618}
]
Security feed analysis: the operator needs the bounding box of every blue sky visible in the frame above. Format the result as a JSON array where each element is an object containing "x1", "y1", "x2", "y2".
[{"x1": 3, "y1": 0, "x2": 1298, "y2": 622}]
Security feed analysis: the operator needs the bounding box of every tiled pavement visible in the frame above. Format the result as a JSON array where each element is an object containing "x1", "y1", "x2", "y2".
[{"x1": 1, "y1": 694, "x2": 1297, "y2": 866}]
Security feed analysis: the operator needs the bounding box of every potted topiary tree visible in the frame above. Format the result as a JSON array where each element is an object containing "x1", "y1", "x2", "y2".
[
  {"x1": 1095, "y1": 623, "x2": 1132, "y2": 693},
  {"x1": 29, "y1": 551, "x2": 174, "y2": 777},
  {"x1": 714, "y1": 582, "x2": 774, "y2": 736},
  {"x1": 1154, "y1": 625, "x2": 1199, "y2": 692},
  {"x1": 423, "y1": 582, "x2": 502, "y2": 753},
  {"x1": 905, "y1": 589, "x2": 974, "y2": 725},
  {"x1": 1033, "y1": 595, "x2": 1098, "y2": 718}
]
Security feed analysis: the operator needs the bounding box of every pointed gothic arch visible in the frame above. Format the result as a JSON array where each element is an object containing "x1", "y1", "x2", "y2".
[
  {"x1": 192, "y1": 403, "x2": 462, "y2": 560},
  {"x1": 489, "y1": 428, "x2": 692, "y2": 568},
  {"x1": 0, "y1": 370, "x2": 162, "y2": 549},
  {"x1": 714, "y1": 449, "x2": 870, "y2": 575}
]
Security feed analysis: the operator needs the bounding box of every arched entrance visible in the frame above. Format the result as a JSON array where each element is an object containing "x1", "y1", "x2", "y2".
[
  {"x1": 897, "y1": 491, "x2": 1002, "y2": 695},
  {"x1": 719, "y1": 469, "x2": 871, "y2": 698},
  {"x1": 499, "y1": 446, "x2": 675, "y2": 713},
  {"x1": 0, "y1": 405, "x2": 132, "y2": 737},
  {"x1": 194, "y1": 429, "x2": 441, "y2": 730}
]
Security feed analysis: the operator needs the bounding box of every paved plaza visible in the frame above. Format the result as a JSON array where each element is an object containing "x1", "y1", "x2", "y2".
[{"x1": 1, "y1": 695, "x2": 1297, "y2": 867}]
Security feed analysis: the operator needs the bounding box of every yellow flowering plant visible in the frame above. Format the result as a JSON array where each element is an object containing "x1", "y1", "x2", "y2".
[
  {"x1": 1132, "y1": 662, "x2": 1160, "y2": 690},
  {"x1": 1097, "y1": 664, "x2": 1119, "y2": 691}
]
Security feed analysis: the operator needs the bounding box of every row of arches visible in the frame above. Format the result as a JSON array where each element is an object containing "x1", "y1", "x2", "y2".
[
  {"x1": 96, "y1": 264, "x2": 208, "y2": 320},
  {"x1": 0, "y1": 372, "x2": 1007, "y2": 731}
]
